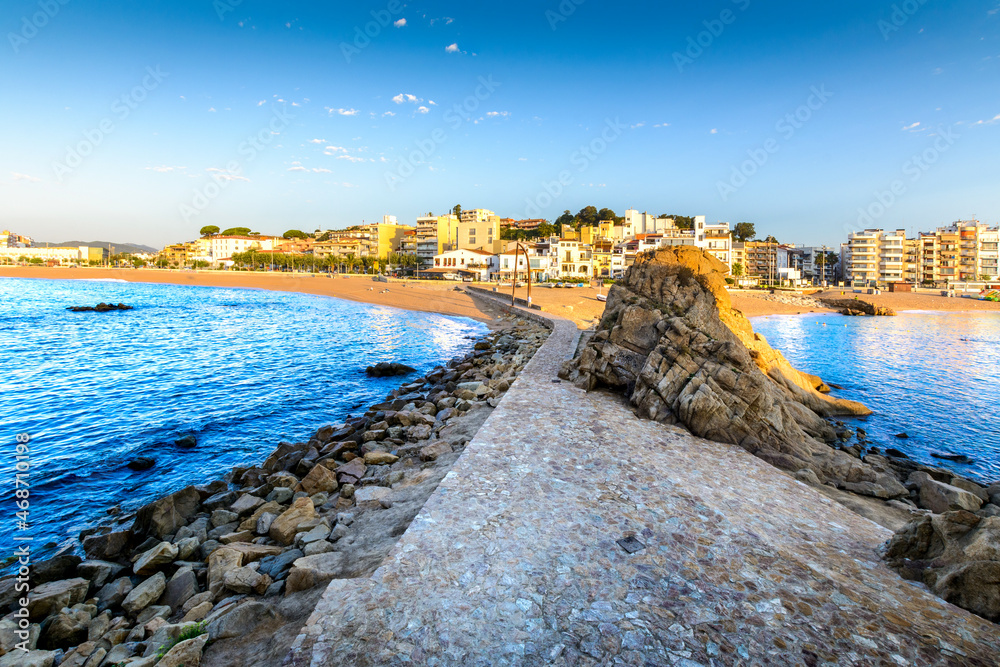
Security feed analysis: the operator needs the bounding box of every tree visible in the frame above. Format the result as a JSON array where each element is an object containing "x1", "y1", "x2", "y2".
[
  {"x1": 732, "y1": 263, "x2": 744, "y2": 277},
  {"x1": 283, "y1": 229, "x2": 307, "y2": 239},
  {"x1": 555, "y1": 210, "x2": 575, "y2": 228},
  {"x1": 452, "y1": 205, "x2": 462, "y2": 218},
  {"x1": 200, "y1": 225, "x2": 220, "y2": 237},
  {"x1": 660, "y1": 214, "x2": 695, "y2": 229},
  {"x1": 733, "y1": 222, "x2": 755, "y2": 243},
  {"x1": 536, "y1": 222, "x2": 557, "y2": 238},
  {"x1": 576, "y1": 206, "x2": 599, "y2": 228},
  {"x1": 597, "y1": 208, "x2": 617, "y2": 223},
  {"x1": 764, "y1": 235, "x2": 778, "y2": 244},
  {"x1": 221, "y1": 227, "x2": 251, "y2": 237}
]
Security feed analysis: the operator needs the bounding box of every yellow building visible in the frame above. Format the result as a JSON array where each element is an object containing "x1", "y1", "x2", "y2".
[
  {"x1": 0, "y1": 245, "x2": 106, "y2": 265},
  {"x1": 579, "y1": 226, "x2": 600, "y2": 245},
  {"x1": 458, "y1": 216, "x2": 501, "y2": 254},
  {"x1": 416, "y1": 214, "x2": 461, "y2": 255}
]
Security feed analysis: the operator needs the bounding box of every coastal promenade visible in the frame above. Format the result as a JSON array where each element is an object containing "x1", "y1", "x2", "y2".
[{"x1": 285, "y1": 306, "x2": 1000, "y2": 665}]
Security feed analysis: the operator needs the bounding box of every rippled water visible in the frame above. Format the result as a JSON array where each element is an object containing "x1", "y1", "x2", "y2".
[
  {"x1": 0, "y1": 278, "x2": 486, "y2": 564},
  {"x1": 751, "y1": 311, "x2": 1000, "y2": 484}
]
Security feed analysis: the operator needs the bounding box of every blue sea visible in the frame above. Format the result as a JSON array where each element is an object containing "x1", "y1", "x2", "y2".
[
  {"x1": 752, "y1": 311, "x2": 1000, "y2": 485},
  {"x1": 0, "y1": 278, "x2": 486, "y2": 565}
]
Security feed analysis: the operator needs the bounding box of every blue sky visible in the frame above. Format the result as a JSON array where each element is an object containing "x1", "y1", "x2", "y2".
[{"x1": 2, "y1": 0, "x2": 999, "y2": 248}]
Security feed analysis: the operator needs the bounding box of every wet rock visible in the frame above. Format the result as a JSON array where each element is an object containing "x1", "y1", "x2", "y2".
[
  {"x1": 132, "y1": 486, "x2": 201, "y2": 539},
  {"x1": 38, "y1": 611, "x2": 88, "y2": 650},
  {"x1": 32, "y1": 554, "x2": 81, "y2": 586},
  {"x1": 365, "y1": 362, "x2": 416, "y2": 378},
  {"x1": 82, "y1": 530, "x2": 131, "y2": 560},
  {"x1": 174, "y1": 434, "x2": 198, "y2": 449}
]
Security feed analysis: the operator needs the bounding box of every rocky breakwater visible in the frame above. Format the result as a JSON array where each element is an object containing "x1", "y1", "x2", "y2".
[{"x1": 6, "y1": 315, "x2": 549, "y2": 667}]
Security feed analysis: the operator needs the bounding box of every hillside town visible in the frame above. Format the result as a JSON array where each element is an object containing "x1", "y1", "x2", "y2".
[{"x1": 2, "y1": 208, "x2": 998, "y2": 289}]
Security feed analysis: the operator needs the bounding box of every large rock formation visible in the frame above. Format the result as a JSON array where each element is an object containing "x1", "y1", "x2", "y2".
[
  {"x1": 885, "y1": 511, "x2": 1000, "y2": 622},
  {"x1": 564, "y1": 247, "x2": 905, "y2": 498}
]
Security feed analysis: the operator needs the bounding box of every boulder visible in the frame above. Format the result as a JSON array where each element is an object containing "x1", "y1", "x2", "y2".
[
  {"x1": 365, "y1": 362, "x2": 416, "y2": 378},
  {"x1": 335, "y1": 458, "x2": 367, "y2": 485},
  {"x1": 950, "y1": 477, "x2": 990, "y2": 502},
  {"x1": 158, "y1": 567, "x2": 198, "y2": 611},
  {"x1": 38, "y1": 611, "x2": 88, "y2": 650},
  {"x1": 207, "y1": 601, "x2": 277, "y2": 641},
  {"x1": 354, "y1": 487, "x2": 392, "y2": 510},
  {"x1": 174, "y1": 435, "x2": 198, "y2": 449},
  {"x1": 75, "y1": 560, "x2": 123, "y2": 589},
  {"x1": 207, "y1": 548, "x2": 244, "y2": 597},
  {"x1": 121, "y1": 572, "x2": 167, "y2": 616},
  {"x1": 920, "y1": 480, "x2": 984, "y2": 514},
  {"x1": 886, "y1": 513, "x2": 1000, "y2": 621},
  {"x1": 363, "y1": 451, "x2": 399, "y2": 466},
  {"x1": 156, "y1": 634, "x2": 208, "y2": 667},
  {"x1": 127, "y1": 456, "x2": 156, "y2": 471},
  {"x1": 223, "y1": 566, "x2": 272, "y2": 595},
  {"x1": 81, "y1": 530, "x2": 131, "y2": 560},
  {"x1": 27, "y1": 578, "x2": 89, "y2": 621},
  {"x1": 132, "y1": 486, "x2": 201, "y2": 538},
  {"x1": 298, "y1": 464, "x2": 338, "y2": 495},
  {"x1": 96, "y1": 576, "x2": 133, "y2": 611},
  {"x1": 285, "y1": 552, "x2": 347, "y2": 593},
  {"x1": 420, "y1": 441, "x2": 453, "y2": 462},
  {"x1": 269, "y1": 497, "x2": 317, "y2": 546},
  {"x1": 32, "y1": 555, "x2": 81, "y2": 585},
  {"x1": 230, "y1": 494, "x2": 264, "y2": 515},
  {"x1": 0, "y1": 651, "x2": 57, "y2": 667},
  {"x1": 133, "y1": 541, "x2": 179, "y2": 575}
]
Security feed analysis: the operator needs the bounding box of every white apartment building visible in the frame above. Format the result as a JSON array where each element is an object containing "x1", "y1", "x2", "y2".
[
  {"x1": 429, "y1": 248, "x2": 497, "y2": 281},
  {"x1": 0, "y1": 245, "x2": 106, "y2": 265},
  {"x1": 556, "y1": 240, "x2": 593, "y2": 279},
  {"x1": 191, "y1": 235, "x2": 279, "y2": 264},
  {"x1": 694, "y1": 218, "x2": 733, "y2": 270},
  {"x1": 846, "y1": 229, "x2": 906, "y2": 285}
]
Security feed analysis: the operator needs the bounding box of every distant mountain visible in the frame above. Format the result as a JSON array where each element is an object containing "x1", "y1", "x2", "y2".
[{"x1": 39, "y1": 241, "x2": 159, "y2": 255}]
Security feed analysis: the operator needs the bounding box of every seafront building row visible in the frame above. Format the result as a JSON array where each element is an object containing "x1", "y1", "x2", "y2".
[{"x1": 3, "y1": 214, "x2": 998, "y2": 288}]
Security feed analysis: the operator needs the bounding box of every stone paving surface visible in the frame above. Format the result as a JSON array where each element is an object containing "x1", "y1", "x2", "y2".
[{"x1": 285, "y1": 312, "x2": 1000, "y2": 666}]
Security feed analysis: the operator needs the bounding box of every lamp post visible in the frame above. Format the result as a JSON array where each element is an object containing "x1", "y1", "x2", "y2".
[{"x1": 511, "y1": 241, "x2": 532, "y2": 307}]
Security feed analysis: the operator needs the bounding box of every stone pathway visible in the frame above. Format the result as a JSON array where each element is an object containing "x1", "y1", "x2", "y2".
[{"x1": 285, "y1": 311, "x2": 1000, "y2": 666}]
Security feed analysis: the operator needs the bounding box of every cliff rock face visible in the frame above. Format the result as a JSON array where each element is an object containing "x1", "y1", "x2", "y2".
[{"x1": 565, "y1": 247, "x2": 905, "y2": 498}]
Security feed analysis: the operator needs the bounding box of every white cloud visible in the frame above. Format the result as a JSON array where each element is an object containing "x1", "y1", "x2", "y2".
[
  {"x1": 308, "y1": 138, "x2": 326, "y2": 144},
  {"x1": 416, "y1": 106, "x2": 430, "y2": 114},
  {"x1": 257, "y1": 100, "x2": 265, "y2": 106},
  {"x1": 902, "y1": 122, "x2": 921, "y2": 131},
  {"x1": 383, "y1": 111, "x2": 396, "y2": 117},
  {"x1": 326, "y1": 107, "x2": 359, "y2": 116},
  {"x1": 12, "y1": 172, "x2": 41, "y2": 182},
  {"x1": 312, "y1": 168, "x2": 332, "y2": 173},
  {"x1": 971, "y1": 114, "x2": 1000, "y2": 126},
  {"x1": 337, "y1": 155, "x2": 366, "y2": 163},
  {"x1": 710, "y1": 128, "x2": 718, "y2": 134},
  {"x1": 392, "y1": 93, "x2": 421, "y2": 104},
  {"x1": 486, "y1": 111, "x2": 510, "y2": 118},
  {"x1": 394, "y1": 18, "x2": 406, "y2": 27},
  {"x1": 323, "y1": 146, "x2": 347, "y2": 155},
  {"x1": 445, "y1": 43, "x2": 460, "y2": 53},
  {"x1": 429, "y1": 100, "x2": 437, "y2": 106},
  {"x1": 518, "y1": 157, "x2": 528, "y2": 161},
  {"x1": 208, "y1": 107, "x2": 217, "y2": 112},
  {"x1": 288, "y1": 166, "x2": 308, "y2": 172},
  {"x1": 654, "y1": 123, "x2": 670, "y2": 128},
  {"x1": 205, "y1": 168, "x2": 250, "y2": 182},
  {"x1": 144, "y1": 166, "x2": 186, "y2": 173},
  {"x1": 630, "y1": 122, "x2": 645, "y2": 129}
]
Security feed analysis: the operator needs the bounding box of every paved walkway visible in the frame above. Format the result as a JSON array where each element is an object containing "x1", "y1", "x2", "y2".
[{"x1": 285, "y1": 311, "x2": 1000, "y2": 666}]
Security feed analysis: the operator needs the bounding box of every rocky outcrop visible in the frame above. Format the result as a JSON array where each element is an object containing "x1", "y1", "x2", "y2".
[
  {"x1": 563, "y1": 247, "x2": 900, "y2": 496},
  {"x1": 886, "y1": 511, "x2": 1000, "y2": 622},
  {"x1": 819, "y1": 298, "x2": 895, "y2": 317},
  {"x1": 365, "y1": 362, "x2": 416, "y2": 377},
  {"x1": 66, "y1": 303, "x2": 133, "y2": 313}
]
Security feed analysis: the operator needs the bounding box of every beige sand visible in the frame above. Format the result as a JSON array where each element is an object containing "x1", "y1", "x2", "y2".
[{"x1": 0, "y1": 267, "x2": 606, "y2": 328}]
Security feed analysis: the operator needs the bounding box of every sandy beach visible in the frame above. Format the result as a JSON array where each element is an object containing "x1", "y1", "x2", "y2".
[
  {"x1": 5, "y1": 267, "x2": 999, "y2": 325},
  {"x1": 0, "y1": 267, "x2": 611, "y2": 329}
]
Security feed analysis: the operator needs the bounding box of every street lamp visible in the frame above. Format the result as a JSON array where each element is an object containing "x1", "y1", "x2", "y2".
[{"x1": 511, "y1": 241, "x2": 532, "y2": 307}]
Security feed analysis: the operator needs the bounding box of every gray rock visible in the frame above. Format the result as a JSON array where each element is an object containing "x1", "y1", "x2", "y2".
[
  {"x1": 121, "y1": 572, "x2": 167, "y2": 616},
  {"x1": 133, "y1": 541, "x2": 178, "y2": 575},
  {"x1": 261, "y1": 549, "x2": 303, "y2": 580},
  {"x1": 256, "y1": 512, "x2": 278, "y2": 536},
  {"x1": 230, "y1": 494, "x2": 264, "y2": 515},
  {"x1": 132, "y1": 486, "x2": 202, "y2": 539},
  {"x1": 135, "y1": 604, "x2": 172, "y2": 625},
  {"x1": 156, "y1": 634, "x2": 207, "y2": 667},
  {"x1": 207, "y1": 601, "x2": 276, "y2": 641},
  {"x1": 159, "y1": 567, "x2": 198, "y2": 611},
  {"x1": 211, "y1": 509, "x2": 239, "y2": 527},
  {"x1": 0, "y1": 651, "x2": 57, "y2": 667},
  {"x1": 920, "y1": 480, "x2": 984, "y2": 514},
  {"x1": 96, "y1": 576, "x2": 133, "y2": 611},
  {"x1": 266, "y1": 487, "x2": 294, "y2": 504},
  {"x1": 950, "y1": 477, "x2": 990, "y2": 502},
  {"x1": 75, "y1": 560, "x2": 123, "y2": 589},
  {"x1": 27, "y1": 578, "x2": 89, "y2": 621},
  {"x1": 285, "y1": 552, "x2": 347, "y2": 593},
  {"x1": 303, "y1": 540, "x2": 335, "y2": 556}
]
